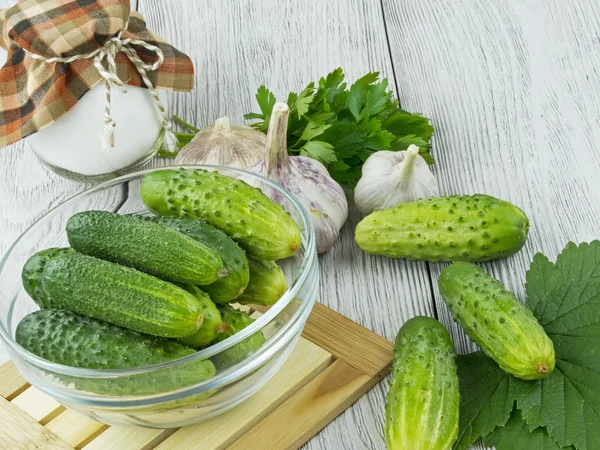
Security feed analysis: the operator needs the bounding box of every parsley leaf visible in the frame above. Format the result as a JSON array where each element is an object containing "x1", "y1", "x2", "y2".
[
  {"x1": 244, "y1": 68, "x2": 435, "y2": 186},
  {"x1": 518, "y1": 241, "x2": 600, "y2": 450},
  {"x1": 299, "y1": 141, "x2": 336, "y2": 164},
  {"x1": 454, "y1": 352, "x2": 532, "y2": 450},
  {"x1": 486, "y1": 409, "x2": 573, "y2": 450}
]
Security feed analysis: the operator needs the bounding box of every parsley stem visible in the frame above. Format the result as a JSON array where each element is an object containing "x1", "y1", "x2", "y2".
[{"x1": 172, "y1": 115, "x2": 200, "y2": 133}]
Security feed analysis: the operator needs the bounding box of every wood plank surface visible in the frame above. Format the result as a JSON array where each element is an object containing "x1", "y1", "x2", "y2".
[
  {"x1": 0, "y1": 396, "x2": 72, "y2": 450},
  {"x1": 227, "y1": 359, "x2": 379, "y2": 450},
  {"x1": 155, "y1": 338, "x2": 332, "y2": 450},
  {"x1": 0, "y1": 361, "x2": 28, "y2": 400}
]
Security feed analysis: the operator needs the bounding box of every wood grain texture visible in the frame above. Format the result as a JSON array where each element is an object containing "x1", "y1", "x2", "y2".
[
  {"x1": 156, "y1": 338, "x2": 332, "y2": 450},
  {"x1": 228, "y1": 359, "x2": 377, "y2": 450},
  {"x1": 0, "y1": 396, "x2": 72, "y2": 450},
  {"x1": 0, "y1": 361, "x2": 28, "y2": 400},
  {"x1": 46, "y1": 410, "x2": 108, "y2": 448}
]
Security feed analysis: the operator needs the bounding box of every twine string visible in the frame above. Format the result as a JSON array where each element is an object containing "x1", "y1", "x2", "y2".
[{"x1": 26, "y1": 20, "x2": 178, "y2": 152}]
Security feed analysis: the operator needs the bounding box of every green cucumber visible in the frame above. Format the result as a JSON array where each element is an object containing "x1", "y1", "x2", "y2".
[
  {"x1": 211, "y1": 305, "x2": 266, "y2": 368},
  {"x1": 147, "y1": 217, "x2": 249, "y2": 303},
  {"x1": 42, "y1": 253, "x2": 204, "y2": 338},
  {"x1": 140, "y1": 168, "x2": 301, "y2": 260},
  {"x1": 439, "y1": 261, "x2": 555, "y2": 380},
  {"x1": 67, "y1": 211, "x2": 224, "y2": 285},
  {"x1": 236, "y1": 257, "x2": 287, "y2": 306},
  {"x1": 178, "y1": 285, "x2": 222, "y2": 348},
  {"x1": 16, "y1": 309, "x2": 216, "y2": 396},
  {"x1": 355, "y1": 194, "x2": 529, "y2": 262},
  {"x1": 386, "y1": 316, "x2": 459, "y2": 450},
  {"x1": 22, "y1": 247, "x2": 75, "y2": 308}
]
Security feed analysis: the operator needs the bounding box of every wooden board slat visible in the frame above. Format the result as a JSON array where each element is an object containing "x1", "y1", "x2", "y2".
[
  {"x1": 302, "y1": 303, "x2": 393, "y2": 378},
  {"x1": 155, "y1": 338, "x2": 332, "y2": 450},
  {"x1": 0, "y1": 396, "x2": 72, "y2": 450},
  {"x1": 227, "y1": 359, "x2": 377, "y2": 450},
  {"x1": 11, "y1": 386, "x2": 63, "y2": 424},
  {"x1": 46, "y1": 410, "x2": 108, "y2": 449},
  {"x1": 0, "y1": 361, "x2": 29, "y2": 400}
]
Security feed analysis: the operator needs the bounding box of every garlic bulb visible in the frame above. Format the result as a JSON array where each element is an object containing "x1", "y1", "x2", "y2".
[
  {"x1": 248, "y1": 102, "x2": 348, "y2": 253},
  {"x1": 175, "y1": 117, "x2": 265, "y2": 169},
  {"x1": 354, "y1": 145, "x2": 439, "y2": 214}
]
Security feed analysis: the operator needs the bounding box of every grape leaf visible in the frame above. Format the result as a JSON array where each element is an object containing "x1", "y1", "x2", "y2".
[
  {"x1": 486, "y1": 409, "x2": 574, "y2": 450},
  {"x1": 518, "y1": 241, "x2": 600, "y2": 450},
  {"x1": 453, "y1": 352, "x2": 532, "y2": 450}
]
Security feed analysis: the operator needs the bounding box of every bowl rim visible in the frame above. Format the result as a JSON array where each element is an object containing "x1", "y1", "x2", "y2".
[{"x1": 0, "y1": 164, "x2": 317, "y2": 379}]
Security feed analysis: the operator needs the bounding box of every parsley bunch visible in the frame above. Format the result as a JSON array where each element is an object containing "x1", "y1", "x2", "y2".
[
  {"x1": 244, "y1": 68, "x2": 434, "y2": 186},
  {"x1": 456, "y1": 240, "x2": 600, "y2": 450}
]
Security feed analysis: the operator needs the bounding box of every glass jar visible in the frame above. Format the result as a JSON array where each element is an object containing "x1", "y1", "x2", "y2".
[{"x1": 28, "y1": 83, "x2": 168, "y2": 183}]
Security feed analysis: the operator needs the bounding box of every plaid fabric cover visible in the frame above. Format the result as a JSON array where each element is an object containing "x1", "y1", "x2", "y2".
[{"x1": 0, "y1": 0, "x2": 193, "y2": 148}]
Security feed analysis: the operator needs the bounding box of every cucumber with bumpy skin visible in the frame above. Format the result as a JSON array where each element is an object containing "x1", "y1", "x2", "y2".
[
  {"x1": 16, "y1": 309, "x2": 216, "y2": 396},
  {"x1": 179, "y1": 285, "x2": 222, "y2": 348},
  {"x1": 147, "y1": 217, "x2": 249, "y2": 303},
  {"x1": 439, "y1": 262, "x2": 555, "y2": 380},
  {"x1": 386, "y1": 316, "x2": 460, "y2": 450},
  {"x1": 140, "y1": 168, "x2": 301, "y2": 260},
  {"x1": 22, "y1": 247, "x2": 75, "y2": 308},
  {"x1": 211, "y1": 305, "x2": 266, "y2": 368},
  {"x1": 67, "y1": 211, "x2": 224, "y2": 285},
  {"x1": 236, "y1": 257, "x2": 287, "y2": 306},
  {"x1": 42, "y1": 253, "x2": 204, "y2": 338},
  {"x1": 355, "y1": 194, "x2": 529, "y2": 262}
]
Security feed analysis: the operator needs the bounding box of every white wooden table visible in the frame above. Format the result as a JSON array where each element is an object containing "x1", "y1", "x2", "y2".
[{"x1": 1, "y1": 1, "x2": 599, "y2": 449}]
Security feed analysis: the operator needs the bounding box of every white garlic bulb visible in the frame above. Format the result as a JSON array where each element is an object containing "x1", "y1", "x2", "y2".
[
  {"x1": 248, "y1": 102, "x2": 348, "y2": 253},
  {"x1": 354, "y1": 145, "x2": 439, "y2": 214},
  {"x1": 175, "y1": 117, "x2": 265, "y2": 169}
]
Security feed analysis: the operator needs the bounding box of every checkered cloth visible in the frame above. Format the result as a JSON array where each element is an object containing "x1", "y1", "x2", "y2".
[{"x1": 0, "y1": 0, "x2": 193, "y2": 149}]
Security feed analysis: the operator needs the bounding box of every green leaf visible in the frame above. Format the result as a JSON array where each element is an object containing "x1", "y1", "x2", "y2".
[
  {"x1": 297, "y1": 121, "x2": 331, "y2": 143},
  {"x1": 256, "y1": 85, "x2": 276, "y2": 116},
  {"x1": 347, "y1": 82, "x2": 363, "y2": 120},
  {"x1": 299, "y1": 141, "x2": 337, "y2": 164},
  {"x1": 518, "y1": 241, "x2": 600, "y2": 450},
  {"x1": 383, "y1": 110, "x2": 434, "y2": 141},
  {"x1": 453, "y1": 352, "x2": 533, "y2": 450},
  {"x1": 294, "y1": 83, "x2": 315, "y2": 118},
  {"x1": 244, "y1": 85, "x2": 276, "y2": 133},
  {"x1": 243, "y1": 68, "x2": 436, "y2": 187},
  {"x1": 486, "y1": 409, "x2": 573, "y2": 450}
]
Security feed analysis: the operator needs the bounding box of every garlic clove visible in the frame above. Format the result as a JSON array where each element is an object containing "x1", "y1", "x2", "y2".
[
  {"x1": 354, "y1": 145, "x2": 439, "y2": 214},
  {"x1": 175, "y1": 116, "x2": 265, "y2": 169},
  {"x1": 248, "y1": 102, "x2": 349, "y2": 254}
]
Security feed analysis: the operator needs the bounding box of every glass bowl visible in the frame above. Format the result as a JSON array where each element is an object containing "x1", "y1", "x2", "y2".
[{"x1": 0, "y1": 165, "x2": 318, "y2": 428}]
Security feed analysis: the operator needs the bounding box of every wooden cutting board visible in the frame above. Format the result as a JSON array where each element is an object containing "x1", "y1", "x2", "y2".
[{"x1": 0, "y1": 303, "x2": 393, "y2": 450}]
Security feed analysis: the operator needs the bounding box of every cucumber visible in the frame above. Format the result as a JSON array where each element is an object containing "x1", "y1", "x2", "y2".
[
  {"x1": 42, "y1": 253, "x2": 204, "y2": 338},
  {"x1": 16, "y1": 310, "x2": 216, "y2": 396},
  {"x1": 355, "y1": 194, "x2": 529, "y2": 262},
  {"x1": 67, "y1": 210, "x2": 224, "y2": 285},
  {"x1": 439, "y1": 261, "x2": 555, "y2": 380},
  {"x1": 22, "y1": 247, "x2": 75, "y2": 308},
  {"x1": 211, "y1": 305, "x2": 266, "y2": 368},
  {"x1": 386, "y1": 316, "x2": 459, "y2": 450},
  {"x1": 146, "y1": 217, "x2": 249, "y2": 303},
  {"x1": 178, "y1": 285, "x2": 222, "y2": 348},
  {"x1": 140, "y1": 168, "x2": 301, "y2": 260},
  {"x1": 236, "y1": 257, "x2": 287, "y2": 306}
]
